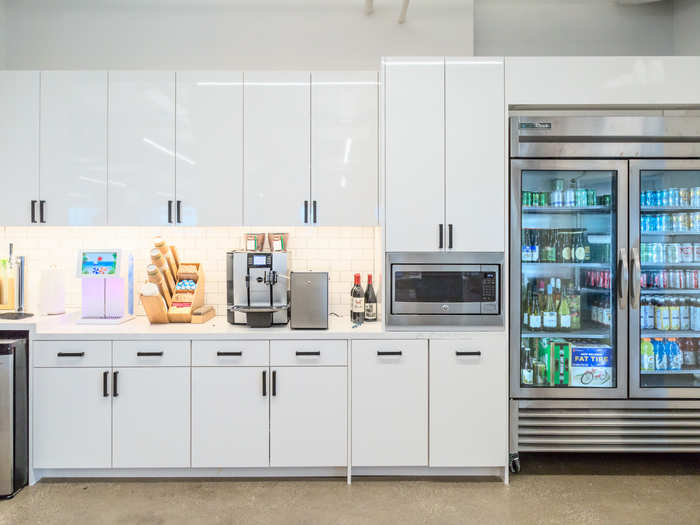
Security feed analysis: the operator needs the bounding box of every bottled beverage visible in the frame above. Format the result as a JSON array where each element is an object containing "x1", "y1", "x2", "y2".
[
  {"x1": 567, "y1": 284, "x2": 582, "y2": 330},
  {"x1": 522, "y1": 283, "x2": 530, "y2": 327},
  {"x1": 543, "y1": 285, "x2": 557, "y2": 330},
  {"x1": 680, "y1": 297, "x2": 691, "y2": 331},
  {"x1": 529, "y1": 289, "x2": 542, "y2": 331},
  {"x1": 640, "y1": 338, "x2": 655, "y2": 371},
  {"x1": 364, "y1": 274, "x2": 377, "y2": 322},
  {"x1": 557, "y1": 285, "x2": 571, "y2": 331},
  {"x1": 565, "y1": 179, "x2": 576, "y2": 207},
  {"x1": 669, "y1": 298, "x2": 681, "y2": 331},
  {"x1": 350, "y1": 273, "x2": 365, "y2": 323},
  {"x1": 531, "y1": 230, "x2": 540, "y2": 262},
  {"x1": 522, "y1": 230, "x2": 530, "y2": 262},
  {"x1": 521, "y1": 346, "x2": 534, "y2": 385},
  {"x1": 655, "y1": 297, "x2": 670, "y2": 331},
  {"x1": 654, "y1": 339, "x2": 668, "y2": 370},
  {"x1": 574, "y1": 232, "x2": 586, "y2": 263},
  {"x1": 561, "y1": 232, "x2": 572, "y2": 263},
  {"x1": 554, "y1": 278, "x2": 562, "y2": 311},
  {"x1": 667, "y1": 339, "x2": 682, "y2": 370}
]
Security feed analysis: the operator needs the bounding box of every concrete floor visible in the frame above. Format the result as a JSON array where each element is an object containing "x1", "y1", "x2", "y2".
[{"x1": 2, "y1": 454, "x2": 699, "y2": 525}]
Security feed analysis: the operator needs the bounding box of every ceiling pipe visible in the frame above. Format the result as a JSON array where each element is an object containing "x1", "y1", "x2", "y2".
[
  {"x1": 365, "y1": 0, "x2": 374, "y2": 15},
  {"x1": 398, "y1": 0, "x2": 409, "y2": 24}
]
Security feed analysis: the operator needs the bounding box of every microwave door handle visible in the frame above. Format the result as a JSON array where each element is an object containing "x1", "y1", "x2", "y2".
[{"x1": 438, "y1": 224, "x2": 443, "y2": 249}]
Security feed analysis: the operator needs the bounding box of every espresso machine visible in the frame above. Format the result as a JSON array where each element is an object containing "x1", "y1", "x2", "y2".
[{"x1": 227, "y1": 251, "x2": 289, "y2": 327}]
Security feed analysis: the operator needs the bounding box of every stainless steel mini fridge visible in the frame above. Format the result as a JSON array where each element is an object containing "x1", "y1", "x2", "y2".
[
  {"x1": 0, "y1": 338, "x2": 28, "y2": 498},
  {"x1": 509, "y1": 116, "x2": 700, "y2": 472}
]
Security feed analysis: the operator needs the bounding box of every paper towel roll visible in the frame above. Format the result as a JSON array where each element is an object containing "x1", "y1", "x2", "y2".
[{"x1": 40, "y1": 266, "x2": 66, "y2": 315}]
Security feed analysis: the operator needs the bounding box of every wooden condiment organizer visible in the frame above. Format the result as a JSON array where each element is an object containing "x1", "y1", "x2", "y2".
[
  {"x1": 167, "y1": 263, "x2": 205, "y2": 323},
  {"x1": 0, "y1": 276, "x2": 16, "y2": 310}
]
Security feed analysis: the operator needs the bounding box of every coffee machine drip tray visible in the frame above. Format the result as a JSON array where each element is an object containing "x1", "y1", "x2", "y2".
[{"x1": 231, "y1": 306, "x2": 289, "y2": 328}]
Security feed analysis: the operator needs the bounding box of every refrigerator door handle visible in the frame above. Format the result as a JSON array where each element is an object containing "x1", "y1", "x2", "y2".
[
  {"x1": 617, "y1": 248, "x2": 628, "y2": 310},
  {"x1": 630, "y1": 246, "x2": 641, "y2": 310}
]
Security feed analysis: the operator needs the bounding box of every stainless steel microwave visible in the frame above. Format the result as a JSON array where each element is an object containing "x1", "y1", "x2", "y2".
[{"x1": 385, "y1": 252, "x2": 504, "y2": 329}]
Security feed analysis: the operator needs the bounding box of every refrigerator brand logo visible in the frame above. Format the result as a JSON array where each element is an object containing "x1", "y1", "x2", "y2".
[
  {"x1": 441, "y1": 304, "x2": 449, "y2": 312},
  {"x1": 519, "y1": 122, "x2": 552, "y2": 129}
]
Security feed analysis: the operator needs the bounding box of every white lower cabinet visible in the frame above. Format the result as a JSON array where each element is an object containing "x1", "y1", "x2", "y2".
[
  {"x1": 112, "y1": 367, "x2": 190, "y2": 468},
  {"x1": 270, "y1": 366, "x2": 347, "y2": 467},
  {"x1": 351, "y1": 340, "x2": 428, "y2": 466},
  {"x1": 191, "y1": 367, "x2": 269, "y2": 468},
  {"x1": 429, "y1": 336, "x2": 507, "y2": 467},
  {"x1": 33, "y1": 367, "x2": 112, "y2": 469}
]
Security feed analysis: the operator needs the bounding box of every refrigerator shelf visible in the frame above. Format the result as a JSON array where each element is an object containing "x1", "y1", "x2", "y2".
[
  {"x1": 522, "y1": 326, "x2": 611, "y2": 339},
  {"x1": 523, "y1": 206, "x2": 612, "y2": 214},
  {"x1": 641, "y1": 232, "x2": 700, "y2": 238},
  {"x1": 521, "y1": 262, "x2": 611, "y2": 270},
  {"x1": 640, "y1": 369, "x2": 700, "y2": 375},
  {"x1": 641, "y1": 289, "x2": 700, "y2": 295},
  {"x1": 641, "y1": 263, "x2": 700, "y2": 269},
  {"x1": 642, "y1": 331, "x2": 700, "y2": 338},
  {"x1": 641, "y1": 207, "x2": 700, "y2": 213},
  {"x1": 580, "y1": 287, "x2": 612, "y2": 294}
]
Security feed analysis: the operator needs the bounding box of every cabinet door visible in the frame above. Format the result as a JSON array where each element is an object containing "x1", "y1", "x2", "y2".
[
  {"x1": 176, "y1": 71, "x2": 243, "y2": 226},
  {"x1": 351, "y1": 340, "x2": 428, "y2": 466},
  {"x1": 244, "y1": 72, "x2": 310, "y2": 226},
  {"x1": 445, "y1": 58, "x2": 505, "y2": 252},
  {"x1": 270, "y1": 367, "x2": 346, "y2": 467},
  {"x1": 0, "y1": 71, "x2": 39, "y2": 226},
  {"x1": 191, "y1": 367, "x2": 269, "y2": 468},
  {"x1": 33, "y1": 368, "x2": 111, "y2": 468},
  {"x1": 429, "y1": 337, "x2": 507, "y2": 467},
  {"x1": 112, "y1": 367, "x2": 189, "y2": 468},
  {"x1": 311, "y1": 71, "x2": 378, "y2": 226},
  {"x1": 40, "y1": 71, "x2": 108, "y2": 226},
  {"x1": 384, "y1": 58, "x2": 445, "y2": 252},
  {"x1": 108, "y1": 71, "x2": 176, "y2": 226}
]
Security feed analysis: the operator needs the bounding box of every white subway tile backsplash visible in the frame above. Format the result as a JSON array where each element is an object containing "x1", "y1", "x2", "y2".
[{"x1": 0, "y1": 226, "x2": 381, "y2": 318}]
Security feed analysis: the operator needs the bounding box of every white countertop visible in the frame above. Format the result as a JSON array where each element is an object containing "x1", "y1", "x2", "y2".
[{"x1": 0, "y1": 312, "x2": 504, "y2": 341}]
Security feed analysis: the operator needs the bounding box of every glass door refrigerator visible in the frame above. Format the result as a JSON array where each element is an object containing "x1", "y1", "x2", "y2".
[
  {"x1": 630, "y1": 160, "x2": 700, "y2": 398},
  {"x1": 510, "y1": 160, "x2": 629, "y2": 399}
]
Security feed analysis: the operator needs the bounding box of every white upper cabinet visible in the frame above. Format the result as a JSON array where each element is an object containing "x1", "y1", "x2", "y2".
[
  {"x1": 311, "y1": 71, "x2": 378, "y2": 226},
  {"x1": 0, "y1": 71, "x2": 40, "y2": 226},
  {"x1": 445, "y1": 58, "x2": 505, "y2": 252},
  {"x1": 108, "y1": 71, "x2": 176, "y2": 226},
  {"x1": 244, "y1": 72, "x2": 310, "y2": 226},
  {"x1": 40, "y1": 71, "x2": 108, "y2": 226},
  {"x1": 384, "y1": 58, "x2": 445, "y2": 252},
  {"x1": 176, "y1": 71, "x2": 243, "y2": 226}
]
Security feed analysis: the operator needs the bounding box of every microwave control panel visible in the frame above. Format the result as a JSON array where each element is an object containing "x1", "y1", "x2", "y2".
[
  {"x1": 480, "y1": 265, "x2": 500, "y2": 314},
  {"x1": 481, "y1": 272, "x2": 497, "y2": 302}
]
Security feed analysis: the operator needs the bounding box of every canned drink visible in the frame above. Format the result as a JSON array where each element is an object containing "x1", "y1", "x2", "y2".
[
  {"x1": 692, "y1": 187, "x2": 700, "y2": 208},
  {"x1": 685, "y1": 270, "x2": 699, "y2": 290},
  {"x1": 650, "y1": 190, "x2": 660, "y2": 207},
  {"x1": 652, "y1": 243, "x2": 665, "y2": 264},
  {"x1": 641, "y1": 215, "x2": 649, "y2": 233},
  {"x1": 680, "y1": 188, "x2": 691, "y2": 208},
  {"x1": 659, "y1": 214, "x2": 672, "y2": 232},
  {"x1": 522, "y1": 191, "x2": 532, "y2": 207},
  {"x1": 692, "y1": 212, "x2": 700, "y2": 232},
  {"x1": 680, "y1": 243, "x2": 694, "y2": 263},
  {"x1": 669, "y1": 270, "x2": 683, "y2": 290},
  {"x1": 666, "y1": 243, "x2": 682, "y2": 264},
  {"x1": 534, "y1": 361, "x2": 547, "y2": 385},
  {"x1": 669, "y1": 188, "x2": 681, "y2": 207},
  {"x1": 587, "y1": 189, "x2": 596, "y2": 207},
  {"x1": 661, "y1": 189, "x2": 670, "y2": 207},
  {"x1": 539, "y1": 192, "x2": 548, "y2": 207},
  {"x1": 694, "y1": 243, "x2": 700, "y2": 262},
  {"x1": 640, "y1": 243, "x2": 648, "y2": 263},
  {"x1": 640, "y1": 271, "x2": 648, "y2": 289},
  {"x1": 673, "y1": 213, "x2": 690, "y2": 232},
  {"x1": 576, "y1": 188, "x2": 587, "y2": 207},
  {"x1": 661, "y1": 270, "x2": 670, "y2": 289}
]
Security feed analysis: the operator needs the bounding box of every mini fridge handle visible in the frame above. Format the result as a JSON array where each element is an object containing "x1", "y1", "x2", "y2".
[
  {"x1": 629, "y1": 247, "x2": 640, "y2": 310},
  {"x1": 617, "y1": 248, "x2": 628, "y2": 311}
]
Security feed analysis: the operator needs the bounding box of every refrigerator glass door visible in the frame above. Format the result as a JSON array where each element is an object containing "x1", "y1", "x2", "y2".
[
  {"x1": 630, "y1": 160, "x2": 700, "y2": 398},
  {"x1": 510, "y1": 160, "x2": 628, "y2": 398}
]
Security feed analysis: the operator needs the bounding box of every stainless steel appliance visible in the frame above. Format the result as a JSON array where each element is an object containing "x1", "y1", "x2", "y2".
[
  {"x1": 385, "y1": 252, "x2": 504, "y2": 329},
  {"x1": 0, "y1": 336, "x2": 28, "y2": 498},
  {"x1": 290, "y1": 272, "x2": 329, "y2": 329},
  {"x1": 509, "y1": 115, "x2": 700, "y2": 472},
  {"x1": 0, "y1": 244, "x2": 33, "y2": 321},
  {"x1": 227, "y1": 251, "x2": 289, "y2": 327}
]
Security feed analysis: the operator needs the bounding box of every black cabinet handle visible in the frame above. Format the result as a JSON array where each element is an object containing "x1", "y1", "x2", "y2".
[
  {"x1": 377, "y1": 351, "x2": 402, "y2": 356},
  {"x1": 176, "y1": 200, "x2": 182, "y2": 223},
  {"x1": 456, "y1": 351, "x2": 481, "y2": 357},
  {"x1": 217, "y1": 351, "x2": 242, "y2": 357},
  {"x1": 262, "y1": 370, "x2": 267, "y2": 397},
  {"x1": 39, "y1": 200, "x2": 46, "y2": 223},
  {"x1": 304, "y1": 200, "x2": 309, "y2": 223},
  {"x1": 137, "y1": 351, "x2": 164, "y2": 357},
  {"x1": 57, "y1": 352, "x2": 85, "y2": 357},
  {"x1": 439, "y1": 224, "x2": 443, "y2": 249},
  {"x1": 113, "y1": 371, "x2": 119, "y2": 397},
  {"x1": 168, "y1": 200, "x2": 173, "y2": 223},
  {"x1": 31, "y1": 200, "x2": 37, "y2": 223},
  {"x1": 103, "y1": 371, "x2": 109, "y2": 397},
  {"x1": 296, "y1": 351, "x2": 320, "y2": 356},
  {"x1": 312, "y1": 200, "x2": 317, "y2": 223},
  {"x1": 448, "y1": 224, "x2": 453, "y2": 249},
  {"x1": 272, "y1": 370, "x2": 277, "y2": 396}
]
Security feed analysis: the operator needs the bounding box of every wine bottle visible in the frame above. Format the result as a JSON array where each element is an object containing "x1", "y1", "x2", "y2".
[
  {"x1": 529, "y1": 288, "x2": 542, "y2": 331},
  {"x1": 364, "y1": 274, "x2": 377, "y2": 322},
  {"x1": 351, "y1": 273, "x2": 365, "y2": 323},
  {"x1": 543, "y1": 284, "x2": 557, "y2": 329},
  {"x1": 558, "y1": 285, "x2": 571, "y2": 331},
  {"x1": 521, "y1": 346, "x2": 534, "y2": 385},
  {"x1": 522, "y1": 283, "x2": 530, "y2": 328}
]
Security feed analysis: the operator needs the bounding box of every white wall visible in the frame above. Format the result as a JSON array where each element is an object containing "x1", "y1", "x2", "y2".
[
  {"x1": 674, "y1": 0, "x2": 700, "y2": 54},
  {"x1": 2, "y1": 0, "x2": 473, "y2": 70},
  {"x1": 0, "y1": 0, "x2": 6, "y2": 68},
  {"x1": 474, "y1": 0, "x2": 675, "y2": 56}
]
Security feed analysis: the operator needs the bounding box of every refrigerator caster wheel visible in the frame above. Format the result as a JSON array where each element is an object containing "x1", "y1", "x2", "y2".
[{"x1": 509, "y1": 453, "x2": 521, "y2": 474}]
